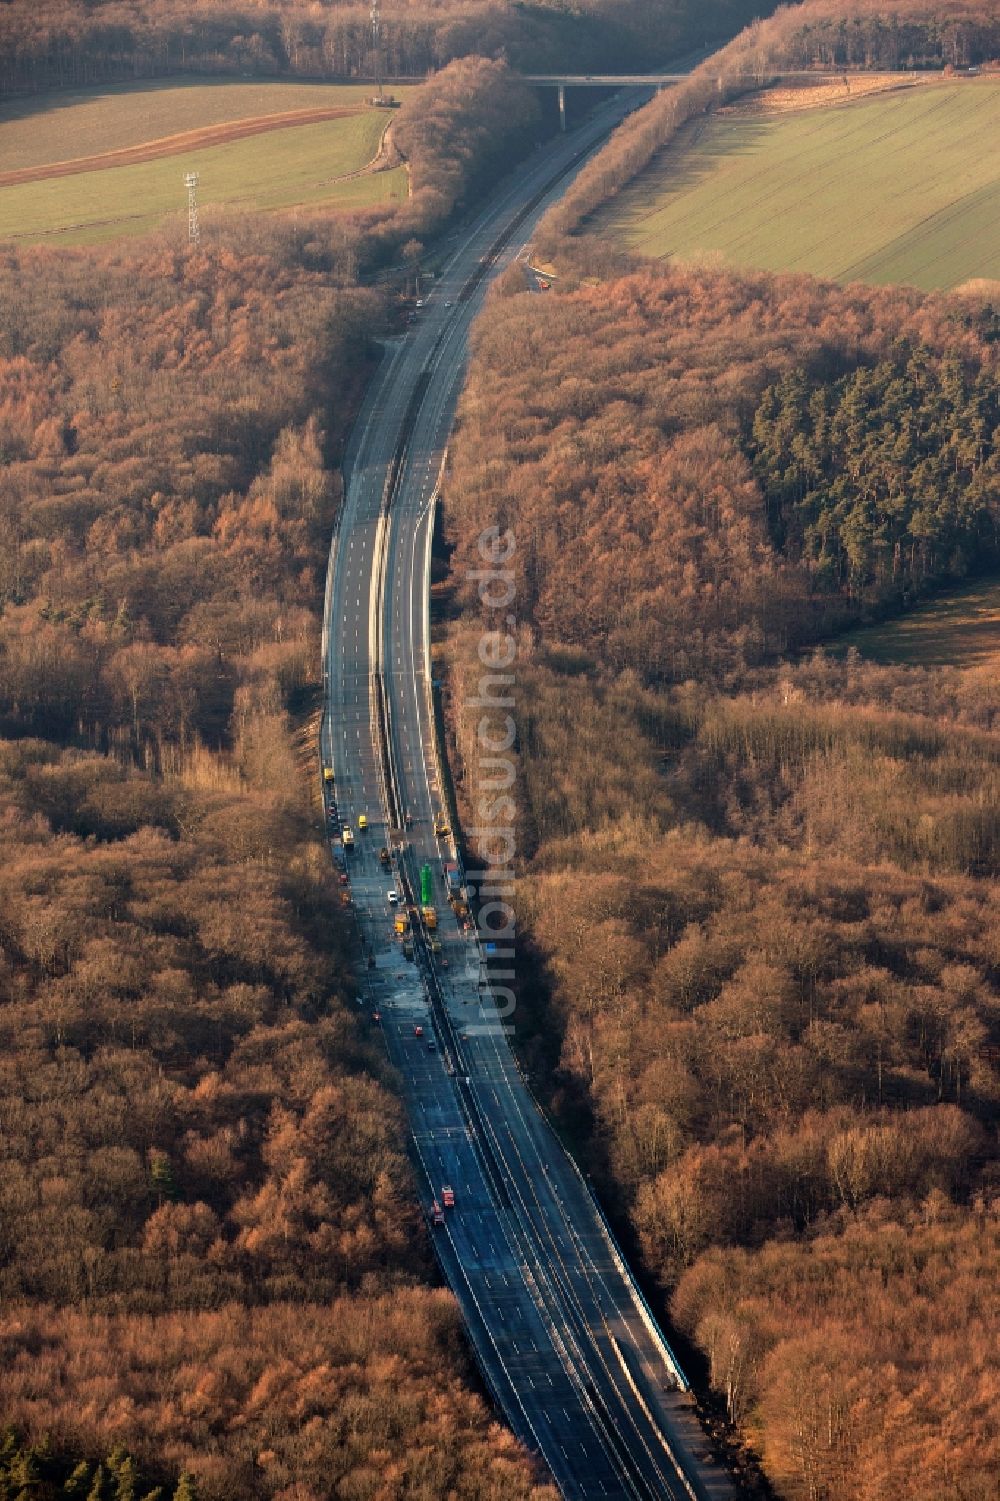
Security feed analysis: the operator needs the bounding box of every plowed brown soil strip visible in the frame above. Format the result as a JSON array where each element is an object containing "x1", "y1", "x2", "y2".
[
  {"x1": 0, "y1": 106, "x2": 363, "y2": 187},
  {"x1": 721, "y1": 73, "x2": 931, "y2": 116}
]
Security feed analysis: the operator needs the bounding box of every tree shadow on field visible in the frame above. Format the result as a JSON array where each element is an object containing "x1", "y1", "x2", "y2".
[
  {"x1": 596, "y1": 112, "x2": 774, "y2": 237},
  {"x1": 830, "y1": 575, "x2": 1000, "y2": 668}
]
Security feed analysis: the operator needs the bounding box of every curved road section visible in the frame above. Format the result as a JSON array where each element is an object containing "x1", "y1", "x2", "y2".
[{"x1": 322, "y1": 90, "x2": 735, "y2": 1501}]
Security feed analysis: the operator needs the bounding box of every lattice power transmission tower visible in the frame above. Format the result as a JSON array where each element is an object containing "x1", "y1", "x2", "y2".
[
  {"x1": 184, "y1": 172, "x2": 201, "y2": 246},
  {"x1": 370, "y1": 0, "x2": 384, "y2": 103}
]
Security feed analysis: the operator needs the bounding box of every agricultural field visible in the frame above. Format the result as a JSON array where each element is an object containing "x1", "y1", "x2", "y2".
[
  {"x1": 0, "y1": 80, "x2": 410, "y2": 245},
  {"x1": 834, "y1": 577, "x2": 1000, "y2": 668},
  {"x1": 592, "y1": 79, "x2": 1000, "y2": 290}
]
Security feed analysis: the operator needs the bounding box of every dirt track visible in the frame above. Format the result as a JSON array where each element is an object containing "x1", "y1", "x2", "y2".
[
  {"x1": 721, "y1": 73, "x2": 933, "y2": 116},
  {"x1": 0, "y1": 106, "x2": 363, "y2": 187}
]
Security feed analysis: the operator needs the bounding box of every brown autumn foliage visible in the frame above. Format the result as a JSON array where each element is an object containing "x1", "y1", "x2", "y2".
[
  {"x1": 385, "y1": 57, "x2": 541, "y2": 251},
  {"x1": 0, "y1": 0, "x2": 769, "y2": 95},
  {"x1": 1, "y1": 1294, "x2": 556, "y2": 1501},
  {"x1": 443, "y1": 259, "x2": 1000, "y2": 1498},
  {"x1": 671, "y1": 1201, "x2": 1000, "y2": 1500},
  {"x1": 0, "y1": 49, "x2": 552, "y2": 760},
  {"x1": 0, "y1": 108, "x2": 567, "y2": 1490},
  {"x1": 757, "y1": 0, "x2": 1000, "y2": 70},
  {"x1": 0, "y1": 237, "x2": 375, "y2": 756},
  {"x1": 449, "y1": 263, "x2": 998, "y2": 685},
  {"x1": 0, "y1": 745, "x2": 414, "y2": 1311},
  {"x1": 0, "y1": 7, "x2": 994, "y2": 1489}
]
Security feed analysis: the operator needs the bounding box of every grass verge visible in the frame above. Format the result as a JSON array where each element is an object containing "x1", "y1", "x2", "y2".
[{"x1": 833, "y1": 577, "x2": 1000, "y2": 667}]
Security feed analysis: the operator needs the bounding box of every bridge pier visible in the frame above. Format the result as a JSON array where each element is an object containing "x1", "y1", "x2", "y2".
[{"x1": 558, "y1": 82, "x2": 566, "y2": 131}]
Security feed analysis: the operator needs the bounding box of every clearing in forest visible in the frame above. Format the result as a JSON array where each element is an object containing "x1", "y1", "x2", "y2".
[
  {"x1": 834, "y1": 577, "x2": 1000, "y2": 669},
  {"x1": 591, "y1": 80, "x2": 1000, "y2": 290},
  {"x1": 0, "y1": 80, "x2": 409, "y2": 244}
]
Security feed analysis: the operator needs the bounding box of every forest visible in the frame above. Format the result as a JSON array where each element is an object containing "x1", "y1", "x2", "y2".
[
  {"x1": 0, "y1": 57, "x2": 570, "y2": 1501},
  {"x1": 750, "y1": 349, "x2": 998, "y2": 596},
  {"x1": 442, "y1": 254, "x2": 1000, "y2": 1498},
  {"x1": 1, "y1": 0, "x2": 997, "y2": 1491},
  {"x1": 450, "y1": 262, "x2": 998, "y2": 682},
  {"x1": 0, "y1": 0, "x2": 768, "y2": 95}
]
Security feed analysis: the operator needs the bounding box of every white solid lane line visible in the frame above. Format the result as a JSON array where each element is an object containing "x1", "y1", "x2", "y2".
[{"x1": 325, "y1": 99, "x2": 716, "y2": 1501}]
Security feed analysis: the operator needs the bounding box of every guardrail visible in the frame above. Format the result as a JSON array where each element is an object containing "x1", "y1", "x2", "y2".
[
  {"x1": 360, "y1": 388, "x2": 576, "y2": 1481},
  {"x1": 408, "y1": 330, "x2": 696, "y2": 1418},
  {"x1": 330, "y1": 110, "x2": 722, "y2": 1499},
  {"x1": 319, "y1": 492, "x2": 345, "y2": 782},
  {"x1": 355, "y1": 360, "x2": 625, "y2": 1481},
  {"x1": 420, "y1": 451, "x2": 464, "y2": 866},
  {"x1": 411, "y1": 491, "x2": 702, "y2": 1488}
]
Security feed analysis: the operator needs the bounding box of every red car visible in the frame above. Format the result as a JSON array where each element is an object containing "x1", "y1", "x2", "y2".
[{"x1": 414, "y1": 1025, "x2": 423, "y2": 1038}]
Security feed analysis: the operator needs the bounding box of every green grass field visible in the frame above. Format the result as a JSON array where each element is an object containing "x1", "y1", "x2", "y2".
[
  {"x1": 0, "y1": 81, "x2": 409, "y2": 245},
  {"x1": 592, "y1": 81, "x2": 1000, "y2": 290},
  {"x1": 834, "y1": 578, "x2": 1000, "y2": 668},
  {"x1": 0, "y1": 80, "x2": 412, "y2": 171}
]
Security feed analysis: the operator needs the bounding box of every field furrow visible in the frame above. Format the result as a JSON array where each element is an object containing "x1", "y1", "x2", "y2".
[
  {"x1": 0, "y1": 81, "x2": 410, "y2": 245},
  {"x1": 591, "y1": 80, "x2": 1000, "y2": 291}
]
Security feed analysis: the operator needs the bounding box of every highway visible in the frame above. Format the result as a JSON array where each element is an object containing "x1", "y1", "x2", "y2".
[{"x1": 320, "y1": 86, "x2": 736, "y2": 1501}]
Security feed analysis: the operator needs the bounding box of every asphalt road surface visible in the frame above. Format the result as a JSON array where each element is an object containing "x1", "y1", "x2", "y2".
[{"x1": 321, "y1": 85, "x2": 737, "y2": 1501}]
